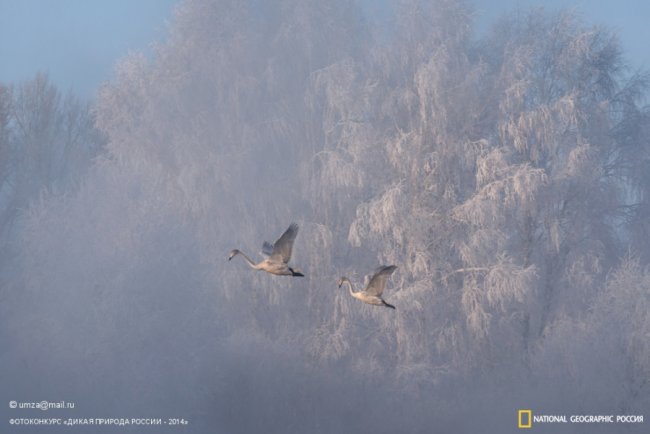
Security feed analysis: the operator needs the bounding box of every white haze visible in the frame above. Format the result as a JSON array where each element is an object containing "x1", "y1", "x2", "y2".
[{"x1": 1, "y1": 1, "x2": 649, "y2": 433}]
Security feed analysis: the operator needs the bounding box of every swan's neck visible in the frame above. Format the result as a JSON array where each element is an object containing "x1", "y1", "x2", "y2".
[
  {"x1": 236, "y1": 251, "x2": 261, "y2": 269},
  {"x1": 343, "y1": 279, "x2": 356, "y2": 296}
]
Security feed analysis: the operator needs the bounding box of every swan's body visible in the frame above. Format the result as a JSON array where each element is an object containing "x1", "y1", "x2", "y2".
[
  {"x1": 229, "y1": 223, "x2": 304, "y2": 277},
  {"x1": 337, "y1": 265, "x2": 397, "y2": 309}
]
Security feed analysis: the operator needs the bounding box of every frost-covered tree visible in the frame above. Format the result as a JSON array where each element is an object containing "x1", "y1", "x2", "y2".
[
  {"x1": 307, "y1": 5, "x2": 650, "y2": 387},
  {"x1": 0, "y1": 74, "x2": 103, "y2": 225},
  {"x1": 463, "y1": 10, "x2": 649, "y2": 348},
  {"x1": 533, "y1": 256, "x2": 650, "y2": 413}
]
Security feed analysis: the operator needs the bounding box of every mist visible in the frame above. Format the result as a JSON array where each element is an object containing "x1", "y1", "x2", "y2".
[{"x1": 1, "y1": 0, "x2": 649, "y2": 433}]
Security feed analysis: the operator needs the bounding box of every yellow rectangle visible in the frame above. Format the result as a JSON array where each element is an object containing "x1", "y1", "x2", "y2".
[{"x1": 518, "y1": 410, "x2": 532, "y2": 428}]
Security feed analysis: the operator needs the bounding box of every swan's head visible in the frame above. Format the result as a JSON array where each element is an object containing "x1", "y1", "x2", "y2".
[
  {"x1": 336, "y1": 277, "x2": 347, "y2": 288},
  {"x1": 228, "y1": 249, "x2": 240, "y2": 261}
]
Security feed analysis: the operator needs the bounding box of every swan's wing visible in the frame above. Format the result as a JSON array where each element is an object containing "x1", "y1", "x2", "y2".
[
  {"x1": 261, "y1": 241, "x2": 274, "y2": 257},
  {"x1": 269, "y1": 223, "x2": 299, "y2": 263},
  {"x1": 365, "y1": 265, "x2": 397, "y2": 296}
]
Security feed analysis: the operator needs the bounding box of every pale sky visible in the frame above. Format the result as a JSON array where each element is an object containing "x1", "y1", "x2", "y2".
[
  {"x1": 0, "y1": 0, "x2": 177, "y2": 98},
  {"x1": 0, "y1": 0, "x2": 648, "y2": 99}
]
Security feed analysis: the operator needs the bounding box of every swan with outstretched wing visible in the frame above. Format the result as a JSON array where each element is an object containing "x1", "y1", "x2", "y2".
[
  {"x1": 229, "y1": 223, "x2": 304, "y2": 277},
  {"x1": 337, "y1": 265, "x2": 397, "y2": 309}
]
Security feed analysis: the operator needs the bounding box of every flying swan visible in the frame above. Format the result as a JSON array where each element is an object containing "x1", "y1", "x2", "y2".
[
  {"x1": 337, "y1": 265, "x2": 397, "y2": 309},
  {"x1": 229, "y1": 223, "x2": 304, "y2": 277}
]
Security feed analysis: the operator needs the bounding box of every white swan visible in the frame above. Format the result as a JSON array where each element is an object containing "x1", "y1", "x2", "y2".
[
  {"x1": 229, "y1": 223, "x2": 304, "y2": 277},
  {"x1": 338, "y1": 265, "x2": 397, "y2": 309}
]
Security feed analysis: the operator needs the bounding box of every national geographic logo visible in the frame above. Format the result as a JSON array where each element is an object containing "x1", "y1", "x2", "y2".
[
  {"x1": 518, "y1": 410, "x2": 532, "y2": 428},
  {"x1": 517, "y1": 410, "x2": 644, "y2": 428}
]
